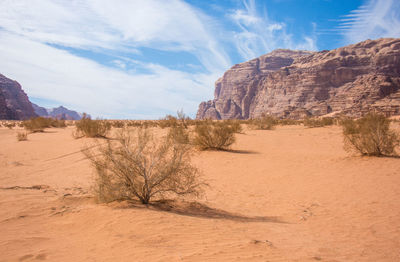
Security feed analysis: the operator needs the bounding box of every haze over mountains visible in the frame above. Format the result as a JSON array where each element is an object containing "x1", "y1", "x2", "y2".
[
  {"x1": 0, "y1": 74, "x2": 82, "y2": 120},
  {"x1": 197, "y1": 38, "x2": 400, "y2": 119}
]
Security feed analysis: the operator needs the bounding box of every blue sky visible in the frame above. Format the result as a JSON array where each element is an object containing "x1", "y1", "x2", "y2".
[{"x1": 0, "y1": 0, "x2": 399, "y2": 119}]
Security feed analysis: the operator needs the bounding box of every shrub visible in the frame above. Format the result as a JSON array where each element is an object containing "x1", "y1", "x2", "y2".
[
  {"x1": 23, "y1": 117, "x2": 66, "y2": 132},
  {"x1": 16, "y1": 132, "x2": 28, "y2": 141},
  {"x1": 303, "y1": 117, "x2": 334, "y2": 128},
  {"x1": 221, "y1": 119, "x2": 243, "y2": 134},
  {"x1": 74, "y1": 114, "x2": 111, "y2": 138},
  {"x1": 193, "y1": 120, "x2": 236, "y2": 150},
  {"x1": 5, "y1": 122, "x2": 15, "y2": 129},
  {"x1": 250, "y1": 114, "x2": 277, "y2": 130},
  {"x1": 177, "y1": 109, "x2": 191, "y2": 128},
  {"x1": 84, "y1": 128, "x2": 204, "y2": 204},
  {"x1": 167, "y1": 124, "x2": 190, "y2": 145},
  {"x1": 158, "y1": 115, "x2": 179, "y2": 129},
  {"x1": 111, "y1": 120, "x2": 125, "y2": 128},
  {"x1": 342, "y1": 113, "x2": 400, "y2": 156}
]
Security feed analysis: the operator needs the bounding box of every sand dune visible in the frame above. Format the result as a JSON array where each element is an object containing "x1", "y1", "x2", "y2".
[{"x1": 1, "y1": 125, "x2": 400, "y2": 261}]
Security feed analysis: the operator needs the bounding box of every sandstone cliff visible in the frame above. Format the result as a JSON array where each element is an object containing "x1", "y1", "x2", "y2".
[
  {"x1": 197, "y1": 38, "x2": 400, "y2": 119},
  {"x1": 0, "y1": 74, "x2": 37, "y2": 120}
]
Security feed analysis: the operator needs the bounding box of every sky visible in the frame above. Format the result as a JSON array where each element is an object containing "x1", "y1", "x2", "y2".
[{"x1": 0, "y1": 0, "x2": 399, "y2": 119}]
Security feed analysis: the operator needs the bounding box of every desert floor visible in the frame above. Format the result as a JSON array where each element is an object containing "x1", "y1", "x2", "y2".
[{"x1": 0, "y1": 124, "x2": 400, "y2": 262}]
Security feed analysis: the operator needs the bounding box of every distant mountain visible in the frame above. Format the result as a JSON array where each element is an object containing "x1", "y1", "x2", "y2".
[
  {"x1": 197, "y1": 38, "x2": 400, "y2": 119},
  {"x1": 0, "y1": 74, "x2": 37, "y2": 120},
  {"x1": 32, "y1": 104, "x2": 82, "y2": 120}
]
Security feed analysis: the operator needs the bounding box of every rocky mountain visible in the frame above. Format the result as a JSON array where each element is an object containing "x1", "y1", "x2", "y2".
[
  {"x1": 32, "y1": 104, "x2": 82, "y2": 120},
  {"x1": 197, "y1": 38, "x2": 400, "y2": 119},
  {"x1": 0, "y1": 74, "x2": 37, "y2": 120}
]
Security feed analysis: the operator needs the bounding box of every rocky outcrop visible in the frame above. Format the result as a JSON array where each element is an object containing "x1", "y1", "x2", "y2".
[
  {"x1": 197, "y1": 38, "x2": 400, "y2": 119},
  {"x1": 33, "y1": 104, "x2": 82, "y2": 120},
  {"x1": 0, "y1": 74, "x2": 37, "y2": 120}
]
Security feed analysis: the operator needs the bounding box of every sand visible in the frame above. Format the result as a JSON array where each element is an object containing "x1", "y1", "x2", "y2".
[{"x1": 0, "y1": 124, "x2": 400, "y2": 261}]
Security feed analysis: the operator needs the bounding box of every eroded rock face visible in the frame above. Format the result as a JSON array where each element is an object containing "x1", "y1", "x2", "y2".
[
  {"x1": 196, "y1": 38, "x2": 400, "y2": 119},
  {"x1": 0, "y1": 74, "x2": 36, "y2": 120}
]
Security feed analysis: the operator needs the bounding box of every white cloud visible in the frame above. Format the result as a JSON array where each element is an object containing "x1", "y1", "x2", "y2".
[
  {"x1": 0, "y1": 32, "x2": 220, "y2": 119},
  {"x1": 0, "y1": 0, "x2": 231, "y2": 72},
  {"x1": 338, "y1": 0, "x2": 400, "y2": 43},
  {"x1": 229, "y1": 0, "x2": 317, "y2": 60}
]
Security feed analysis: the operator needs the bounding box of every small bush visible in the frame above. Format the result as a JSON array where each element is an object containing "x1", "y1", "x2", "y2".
[
  {"x1": 111, "y1": 120, "x2": 125, "y2": 128},
  {"x1": 158, "y1": 115, "x2": 179, "y2": 129},
  {"x1": 303, "y1": 117, "x2": 334, "y2": 128},
  {"x1": 278, "y1": 119, "x2": 301, "y2": 125},
  {"x1": 17, "y1": 132, "x2": 28, "y2": 141},
  {"x1": 193, "y1": 120, "x2": 236, "y2": 150},
  {"x1": 222, "y1": 119, "x2": 243, "y2": 134},
  {"x1": 167, "y1": 124, "x2": 190, "y2": 145},
  {"x1": 74, "y1": 114, "x2": 111, "y2": 138},
  {"x1": 23, "y1": 117, "x2": 65, "y2": 132},
  {"x1": 84, "y1": 128, "x2": 204, "y2": 204},
  {"x1": 250, "y1": 114, "x2": 277, "y2": 130},
  {"x1": 342, "y1": 113, "x2": 400, "y2": 156},
  {"x1": 5, "y1": 122, "x2": 15, "y2": 129}
]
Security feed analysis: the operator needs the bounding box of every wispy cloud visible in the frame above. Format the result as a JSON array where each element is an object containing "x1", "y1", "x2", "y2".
[
  {"x1": 229, "y1": 0, "x2": 317, "y2": 60},
  {"x1": 0, "y1": 0, "x2": 319, "y2": 119},
  {"x1": 338, "y1": 0, "x2": 400, "y2": 43}
]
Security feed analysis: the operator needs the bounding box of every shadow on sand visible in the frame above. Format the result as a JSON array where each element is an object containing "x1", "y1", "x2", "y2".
[{"x1": 115, "y1": 199, "x2": 286, "y2": 223}]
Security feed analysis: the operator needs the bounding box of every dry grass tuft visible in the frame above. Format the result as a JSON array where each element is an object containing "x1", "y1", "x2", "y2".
[
  {"x1": 16, "y1": 132, "x2": 28, "y2": 141},
  {"x1": 303, "y1": 117, "x2": 335, "y2": 128},
  {"x1": 342, "y1": 113, "x2": 400, "y2": 156}
]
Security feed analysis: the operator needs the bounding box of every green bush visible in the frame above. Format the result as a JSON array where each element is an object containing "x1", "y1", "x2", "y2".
[{"x1": 342, "y1": 113, "x2": 399, "y2": 156}]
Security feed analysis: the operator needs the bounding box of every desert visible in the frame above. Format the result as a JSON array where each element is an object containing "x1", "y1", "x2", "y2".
[
  {"x1": 1, "y1": 1, "x2": 400, "y2": 261},
  {"x1": 1, "y1": 119, "x2": 399, "y2": 261}
]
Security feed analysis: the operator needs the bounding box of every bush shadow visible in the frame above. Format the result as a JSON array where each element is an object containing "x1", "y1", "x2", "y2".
[{"x1": 119, "y1": 199, "x2": 286, "y2": 223}]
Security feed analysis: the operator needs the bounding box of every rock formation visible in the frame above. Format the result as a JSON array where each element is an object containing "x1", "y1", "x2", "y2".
[
  {"x1": 33, "y1": 104, "x2": 82, "y2": 120},
  {"x1": 196, "y1": 38, "x2": 400, "y2": 119},
  {"x1": 0, "y1": 74, "x2": 37, "y2": 120}
]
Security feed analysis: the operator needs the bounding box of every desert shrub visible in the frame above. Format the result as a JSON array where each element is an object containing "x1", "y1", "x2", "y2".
[
  {"x1": 23, "y1": 117, "x2": 50, "y2": 132},
  {"x1": 342, "y1": 113, "x2": 400, "y2": 156},
  {"x1": 5, "y1": 122, "x2": 15, "y2": 129},
  {"x1": 167, "y1": 124, "x2": 190, "y2": 145},
  {"x1": 84, "y1": 128, "x2": 204, "y2": 204},
  {"x1": 278, "y1": 118, "x2": 301, "y2": 125},
  {"x1": 250, "y1": 114, "x2": 277, "y2": 130},
  {"x1": 16, "y1": 132, "x2": 28, "y2": 141},
  {"x1": 177, "y1": 109, "x2": 191, "y2": 128},
  {"x1": 74, "y1": 114, "x2": 111, "y2": 138},
  {"x1": 193, "y1": 120, "x2": 236, "y2": 150},
  {"x1": 222, "y1": 119, "x2": 243, "y2": 134},
  {"x1": 158, "y1": 115, "x2": 179, "y2": 129},
  {"x1": 23, "y1": 117, "x2": 65, "y2": 132},
  {"x1": 304, "y1": 117, "x2": 334, "y2": 128},
  {"x1": 111, "y1": 121, "x2": 125, "y2": 128}
]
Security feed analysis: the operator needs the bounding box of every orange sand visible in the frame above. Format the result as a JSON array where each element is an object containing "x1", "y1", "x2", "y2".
[{"x1": 1, "y1": 125, "x2": 399, "y2": 261}]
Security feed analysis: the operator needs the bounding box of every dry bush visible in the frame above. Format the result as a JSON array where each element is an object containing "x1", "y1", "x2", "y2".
[
  {"x1": 158, "y1": 115, "x2": 179, "y2": 129},
  {"x1": 342, "y1": 113, "x2": 400, "y2": 156},
  {"x1": 193, "y1": 120, "x2": 236, "y2": 150},
  {"x1": 84, "y1": 128, "x2": 204, "y2": 204},
  {"x1": 303, "y1": 117, "x2": 334, "y2": 128},
  {"x1": 16, "y1": 132, "x2": 28, "y2": 141},
  {"x1": 222, "y1": 119, "x2": 243, "y2": 134},
  {"x1": 250, "y1": 114, "x2": 277, "y2": 130},
  {"x1": 167, "y1": 124, "x2": 190, "y2": 145},
  {"x1": 278, "y1": 118, "x2": 301, "y2": 125},
  {"x1": 74, "y1": 114, "x2": 111, "y2": 138},
  {"x1": 23, "y1": 117, "x2": 65, "y2": 132},
  {"x1": 111, "y1": 120, "x2": 125, "y2": 128},
  {"x1": 177, "y1": 109, "x2": 191, "y2": 128},
  {"x1": 5, "y1": 122, "x2": 15, "y2": 129}
]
